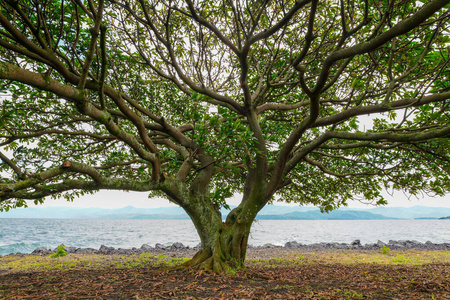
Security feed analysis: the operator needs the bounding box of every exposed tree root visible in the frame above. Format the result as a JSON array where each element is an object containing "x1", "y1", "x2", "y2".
[{"x1": 167, "y1": 241, "x2": 239, "y2": 274}]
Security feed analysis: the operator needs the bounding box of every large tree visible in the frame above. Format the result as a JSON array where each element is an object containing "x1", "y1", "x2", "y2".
[{"x1": 0, "y1": 0, "x2": 449, "y2": 272}]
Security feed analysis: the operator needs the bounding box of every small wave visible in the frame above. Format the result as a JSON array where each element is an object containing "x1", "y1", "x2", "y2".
[{"x1": 0, "y1": 242, "x2": 44, "y2": 255}]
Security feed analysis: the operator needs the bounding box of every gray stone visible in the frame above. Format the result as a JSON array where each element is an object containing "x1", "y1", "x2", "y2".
[
  {"x1": 32, "y1": 247, "x2": 49, "y2": 254},
  {"x1": 408, "y1": 240, "x2": 422, "y2": 245},
  {"x1": 99, "y1": 245, "x2": 115, "y2": 252},
  {"x1": 155, "y1": 243, "x2": 167, "y2": 250},
  {"x1": 74, "y1": 248, "x2": 97, "y2": 254},
  {"x1": 333, "y1": 243, "x2": 348, "y2": 249},
  {"x1": 285, "y1": 241, "x2": 300, "y2": 248},
  {"x1": 376, "y1": 240, "x2": 386, "y2": 248},
  {"x1": 116, "y1": 248, "x2": 133, "y2": 255},
  {"x1": 351, "y1": 239, "x2": 361, "y2": 246},
  {"x1": 262, "y1": 243, "x2": 277, "y2": 248},
  {"x1": 172, "y1": 242, "x2": 185, "y2": 250},
  {"x1": 140, "y1": 244, "x2": 153, "y2": 251},
  {"x1": 65, "y1": 247, "x2": 77, "y2": 253}
]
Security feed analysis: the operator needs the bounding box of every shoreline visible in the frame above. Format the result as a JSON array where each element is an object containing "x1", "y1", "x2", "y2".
[{"x1": 3, "y1": 239, "x2": 449, "y2": 258}]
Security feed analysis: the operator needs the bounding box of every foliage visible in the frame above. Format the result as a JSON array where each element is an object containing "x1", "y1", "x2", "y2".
[
  {"x1": 381, "y1": 245, "x2": 391, "y2": 255},
  {"x1": 50, "y1": 245, "x2": 68, "y2": 258},
  {"x1": 0, "y1": 0, "x2": 449, "y2": 269}
]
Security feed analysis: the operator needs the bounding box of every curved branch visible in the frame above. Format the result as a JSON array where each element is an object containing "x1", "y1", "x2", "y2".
[
  {"x1": 0, "y1": 61, "x2": 160, "y2": 179},
  {"x1": 184, "y1": 0, "x2": 240, "y2": 55},
  {"x1": 329, "y1": 126, "x2": 450, "y2": 142},
  {"x1": 0, "y1": 151, "x2": 23, "y2": 178},
  {"x1": 246, "y1": 0, "x2": 312, "y2": 47},
  {"x1": 312, "y1": 91, "x2": 450, "y2": 128},
  {"x1": 0, "y1": 160, "x2": 163, "y2": 202},
  {"x1": 303, "y1": 156, "x2": 378, "y2": 178},
  {"x1": 313, "y1": 0, "x2": 450, "y2": 94}
]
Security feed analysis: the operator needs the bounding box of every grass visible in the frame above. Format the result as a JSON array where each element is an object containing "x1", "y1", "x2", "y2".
[
  {"x1": 1, "y1": 250, "x2": 449, "y2": 299},
  {"x1": 0, "y1": 252, "x2": 193, "y2": 273},
  {"x1": 1, "y1": 250, "x2": 448, "y2": 274},
  {"x1": 246, "y1": 250, "x2": 450, "y2": 268}
]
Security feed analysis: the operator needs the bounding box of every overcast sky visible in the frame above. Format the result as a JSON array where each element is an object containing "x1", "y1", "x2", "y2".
[{"x1": 33, "y1": 189, "x2": 450, "y2": 209}]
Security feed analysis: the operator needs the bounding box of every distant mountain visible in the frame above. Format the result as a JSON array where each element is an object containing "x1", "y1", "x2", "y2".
[
  {"x1": 0, "y1": 206, "x2": 188, "y2": 219},
  {"x1": 256, "y1": 210, "x2": 397, "y2": 220},
  {"x1": 365, "y1": 206, "x2": 450, "y2": 220},
  {"x1": 439, "y1": 216, "x2": 450, "y2": 220},
  {"x1": 257, "y1": 205, "x2": 317, "y2": 215},
  {"x1": 1, "y1": 205, "x2": 450, "y2": 220}
]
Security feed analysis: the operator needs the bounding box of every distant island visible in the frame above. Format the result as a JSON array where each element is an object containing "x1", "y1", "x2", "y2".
[
  {"x1": 439, "y1": 216, "x2": 450, "y2": 220},
  {"x1": 256, "y1": 210, "x2": 397, "y2": 220},
  {"x1": 2, "y1": 205, "x2": 450, "y2": 220}
]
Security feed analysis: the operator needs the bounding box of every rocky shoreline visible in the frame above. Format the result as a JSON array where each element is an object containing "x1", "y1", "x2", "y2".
[{"x1": 5, "y1": 239, "x2": 449, "y2": 258}]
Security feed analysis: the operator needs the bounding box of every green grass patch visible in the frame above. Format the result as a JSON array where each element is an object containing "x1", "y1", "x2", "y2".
[
  {"x1": 247, "y1": 250, "x2": 450, "y2": 268},
  {"x1": 0, "y1": 254, "x2": 116, "y2": 273},
  {"x1": 1, "y1": 250, "x2": 449, "y2": 273}
]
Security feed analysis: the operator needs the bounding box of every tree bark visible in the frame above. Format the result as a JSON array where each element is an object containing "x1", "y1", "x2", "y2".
[{"x1": 176, "y1": 196, "x2": 257, "y2": 273}]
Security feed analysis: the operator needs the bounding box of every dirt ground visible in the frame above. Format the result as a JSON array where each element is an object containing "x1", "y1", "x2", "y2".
[{"x1": 1, "y1": 250, "x2": 449, "y2": 299}]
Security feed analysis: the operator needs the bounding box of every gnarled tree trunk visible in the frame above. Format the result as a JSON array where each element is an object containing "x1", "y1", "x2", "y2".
[{"x1": 176, "y1": 196, "x2": 259, "y2": 273}]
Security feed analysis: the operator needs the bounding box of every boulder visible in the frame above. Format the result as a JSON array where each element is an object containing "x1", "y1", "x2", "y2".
[
  {"x1": 116, "y1": 248, "x2": 133, "y2": 255},
  {"x1": 376, "y1": 240, "x2": 386, "y2": 248},
  {"x1": 155, "y1": 243, "x2": 167, "y2": 250},
  {"x1": 285, "y1": 241, "x2": 300, "y2": 248},
  {"x1": 32, "y1": 247, "x2": 49, "y2": 255},
  {"x1": 351, "y1": 239, "x2": 361, "y2": 246},
  {"x1": 65, "y1": 247, "x2": 77, "y2": 253},
  {"x1": 99, "y1": 245, "x2": 115, "y2": 252},
  {"x1": 74, "y1": 248, "x2": 97, "y2": 254},
  {"x1": 140, "y1": 244, "x2": 153, "y2": 251},
  {"x1": 172, "y1": 242, "x2": 185, "y2": 250},
  {"x1": 261, "y1": 243, "x2": 277, "y2": 248}
]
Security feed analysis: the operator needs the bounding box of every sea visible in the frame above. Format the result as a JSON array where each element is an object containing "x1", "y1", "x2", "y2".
[{"x1": 0, "y1": 219, "x2": 449, "y2": 255}]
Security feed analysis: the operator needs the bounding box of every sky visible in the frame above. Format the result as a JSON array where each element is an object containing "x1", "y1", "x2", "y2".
[{"x1": 33, "y1": 189, "x2": 450, "y2": 209}]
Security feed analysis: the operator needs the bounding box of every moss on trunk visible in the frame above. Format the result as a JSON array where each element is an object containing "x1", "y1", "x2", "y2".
[{"x1": 179, "y1": 221, "x2": 252, "y2": 273}]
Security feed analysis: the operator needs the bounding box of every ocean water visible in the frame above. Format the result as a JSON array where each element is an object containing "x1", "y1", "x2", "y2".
[{"x1": 0, "y1": 219, "x2": 449, "y2": 255}]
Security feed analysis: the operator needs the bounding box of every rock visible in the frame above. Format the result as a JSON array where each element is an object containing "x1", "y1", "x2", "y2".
[
  {"x1": 262, "y1": 243, "x2": 279, "y2": 248},
  {"x1": 65, "y1": 247, "x2": 77, "y2": 253},
  {"x1": 172, "y1": 242, "x2": 185, "y2": 250},
  {"x1": 155, "y1": 243, "x2": 167, "y2": 250},
  {"x1": 74, "y1": 248, "x2": 97, "y2": 254},
  {"x1": 116, "y1": 248, "x2": 133, "y2": 255},
  {"x1": 99, "y1": 245, "x2": 115, "y2": 252},
  {"x1": 351, "y1": 239, "x2": 361, "y2": 246},
  {"x1": 32, "y1": 247, "x2": 49, "y2": 255},
  {"x1": 376, "y1": 240, "x2": 386, "y2": 248},
  {"x1": 363, "y1": 243, "x2": 378, "y2": 250},
  {"x1": 331, "y1": 243, "x2": 348, "y2": 249},
  {"x1": 140, "y1": 244, "x2": 153, "y2": 251},
  {"x1": 285, "y1": 241, "x2": 300, "y2": 248}
]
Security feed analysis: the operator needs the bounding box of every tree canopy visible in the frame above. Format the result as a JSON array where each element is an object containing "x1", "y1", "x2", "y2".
[{"x1": 1, "y1": 0, "x2": 449, "y2": 271}]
